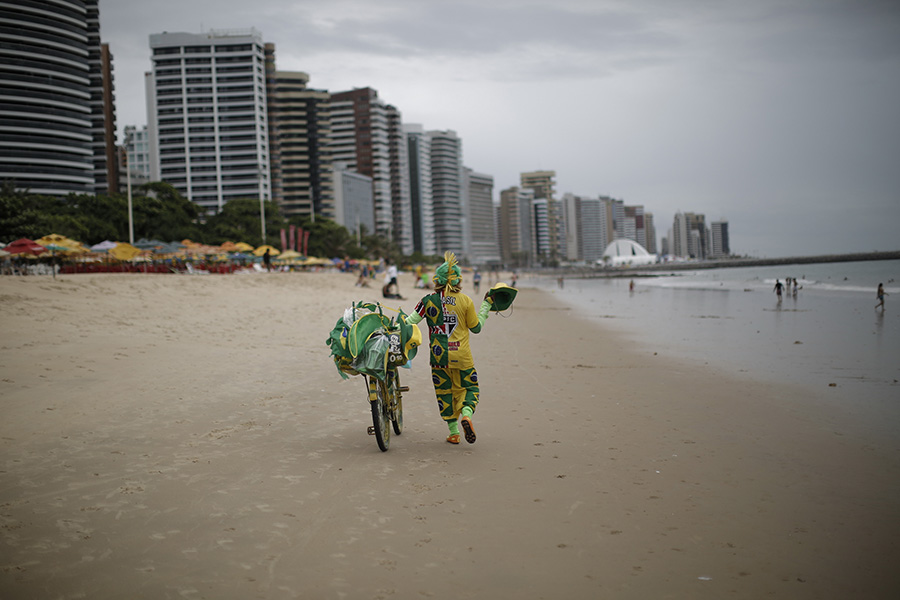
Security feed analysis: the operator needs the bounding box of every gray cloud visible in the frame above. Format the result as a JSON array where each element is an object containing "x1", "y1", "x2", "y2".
[{"x1": 100, "y1": 0, "x2": 900, "y2": 256}]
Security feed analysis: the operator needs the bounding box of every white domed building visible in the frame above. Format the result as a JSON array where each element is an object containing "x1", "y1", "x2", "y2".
[{"x1": 598, "y1": 239, "x2": 657, "y2": 267}]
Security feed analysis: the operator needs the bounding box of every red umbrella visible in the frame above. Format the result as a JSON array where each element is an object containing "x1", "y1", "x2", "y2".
[{"x1": 4, "y1": 238, "x2": 47, "y2": 255}]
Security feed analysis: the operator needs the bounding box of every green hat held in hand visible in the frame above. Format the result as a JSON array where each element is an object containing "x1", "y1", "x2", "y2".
[{"x1": 486, "y1": 282, "x2": 518, "y2": 312}]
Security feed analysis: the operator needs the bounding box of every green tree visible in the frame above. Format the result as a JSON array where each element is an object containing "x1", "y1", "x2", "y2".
[
  {"x1": 202, "y1": 198, "x2": 284, "y2": 246},
  {"x1": 288, "y1": 216, "x2": 365, "y2": 258},
  {"x1": 133, "y1": 182, "x2": 202, "y2": 242}
]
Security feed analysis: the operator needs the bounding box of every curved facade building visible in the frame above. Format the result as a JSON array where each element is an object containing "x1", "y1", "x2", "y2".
[{"x1": 0, "y1": 0, "x2": 95, "y2": 195}]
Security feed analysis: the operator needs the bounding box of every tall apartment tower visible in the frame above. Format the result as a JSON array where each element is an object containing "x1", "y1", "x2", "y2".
[
  {"x1": 123, "y1": 125, "x2": 151, "y2": 183},
  {"x1": 404, "y1": 124, "x2": 435, "y2": 256},
  {"x1": 711, "y1": 220, "x2": 730, "y2": 258},
  {"x1": 561, "y1": 193, "x2": 580, "y2": 262},
  {"x1": 428, "y1": 130, "x2": 464, "y2": 255},
  {"x1": 463, "y1": 169, "x2": 498, "y2": 265},
  {"x1": 520, "y1": 170, "x2": 560, "y2": 260},
  {"x1": 266, "y1": 65, "x2": 333, "y2": 219},
  {"x1": 86, "y1": 1, "x2": 117, "y2": 195},
  {"x1": 644, "y1": 212, "x2": 657, "y2": 254},
  {"x1": 499, "y1": 186, "x2": 535, "y2": 268},
  {"x1": 148, "y1": 29, "x2": 271, "y2": 214},
  {"x1": 684, "y1": 212, "x2": 708, "y2": 259},
  {"x1": 0, "y1": 0, "x2": 96, "y2": 195},
  {"x1": 387, "y1": 106, "x2": 412, "y2": 255},
  {"x1": 671, "y1": 212, "x2": 689, "y2": 258},
  {"x1": 330, "y1": 88, "x2": 393, "y2": 237},
  {"x1": 580, "y1": 197, "x2": 610, "y2": 264}
]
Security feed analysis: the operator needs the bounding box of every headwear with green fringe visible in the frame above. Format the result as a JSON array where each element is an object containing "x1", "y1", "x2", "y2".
[{"x1": 433, "y1": 251, "x2": 462, "y2": 292}]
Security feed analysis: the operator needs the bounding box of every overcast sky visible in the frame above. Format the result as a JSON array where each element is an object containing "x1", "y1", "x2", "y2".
[{"x1": 100, "y1": 0, "x2": 900, "y2": 258}]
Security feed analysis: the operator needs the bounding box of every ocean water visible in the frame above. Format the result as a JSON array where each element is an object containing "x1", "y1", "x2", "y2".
[{"x1": 525, "y1": 260, "x2": 899, "y2": 417}]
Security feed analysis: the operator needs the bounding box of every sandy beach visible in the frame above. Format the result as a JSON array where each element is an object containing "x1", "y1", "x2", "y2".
[{"x1": 2, "y1": 271, "x2": 899, "y2": 599}]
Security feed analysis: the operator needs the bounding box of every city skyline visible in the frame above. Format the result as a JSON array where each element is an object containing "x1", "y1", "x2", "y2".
[{"x1": 99, "y1": 1, "x2": 900, "y2": 258}]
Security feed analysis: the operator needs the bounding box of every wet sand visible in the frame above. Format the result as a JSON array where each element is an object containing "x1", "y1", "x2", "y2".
[{"x1": 1, "y1": 272, "x2": 899, "y2": 599}]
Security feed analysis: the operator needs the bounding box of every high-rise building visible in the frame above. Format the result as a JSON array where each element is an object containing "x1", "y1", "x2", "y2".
[
  {"x1": 404, "y1": 124, "x2": 435, "y2": 256},
  {"x1": 644, "y1": 212, "x2": 657, "y2": 254},
  {"x1": 671, "y1": 212, "x2": 689, "y2": 258},
  {"x1": 499, "y1": 186, "x2": 534, "y2": 268},
  {"x1": 386, "y1": 105, "x2": 412, "y2": 254},
  {"x1": 123, "y1": 125, "x2": 151, "y2": 183},
  {"x1": 332, "y1": 162, "x2": 374, "y2": 236},
  {"x1": 562, "y1": 193, "x2": 613, "y2": 264},
  {"x1": 266, "y1": 65, "x2": 333, "y2": 220},
  {"x1": 0, "y1": 0, "x2": 97, "y2": 195},
  {"x1": 562, "y1": 193, "x2": 581, "y2": 262},
  {"x1": 428, "y1": 130, "x2": 463, "y2": 255},
  {"x1": 711, "y1": 220, "x2": 730, "y2": 258},
  {"x1": 330, "y1": 88, "x2": 393, "y2": 238},
  {"x1": 463, "y1": 168, "x2": 498, "y2": 265},
  {"x1": 580, "y1": 197, "x2": 610, "y2": 264},
  {"x1": 671, "y1": 211, "x2": 708, "y2": 258},
  {"x1": 532, "y1": 198, "x2": 550, "y2": 260},
  {"x1": 86, "y1": 1, "x2": 117, "y2": 195},
  {"x1": 148, "y1": 29, "x2": 271, "y2": 214},
  {"x1": 685, "y1": 212, "x2": 708, "y2": 259},
  {"x1": 520, "y1": 170, "x2": 560, "y2": 260}
]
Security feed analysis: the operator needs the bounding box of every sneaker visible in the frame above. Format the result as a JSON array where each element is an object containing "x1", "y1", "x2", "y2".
[
  {"x1": 460, "y1": 415, "x2": 476, "y2": 444},
  {"x1": 446, "y1": 434, "x2": 460, "y2": 444}
]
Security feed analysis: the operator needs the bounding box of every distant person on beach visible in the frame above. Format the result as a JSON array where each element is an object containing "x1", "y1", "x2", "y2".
[
  {"x1": 405, "y1": 252, "x2": 493, "y2": 445},
  {"x1": 629, "y1": 279, "x2": 635, "y2": 293},
  {"x1": 774, "y1": 279, "x2": 784, "y2": 299},
  {"x1": 510, "y1": 271, "x2": 518, "y2": 288},
  {"x1": 876, "y1": 283, "x2": 886, "y2": 310},
  {"x1": 263, "y1": 249, "x2": 272, "y2": 272},
  {"x1": 382, "y1": 260, "x2": 399, "y2": 296},
  {"x1": 473, "y1": 268, "x2": 482, "y2": 294},
  {"x1": 355, "y1": 265, "x2": 370, "y2": 288}
]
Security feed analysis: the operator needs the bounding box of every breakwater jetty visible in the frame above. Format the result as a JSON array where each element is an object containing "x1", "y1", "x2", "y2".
[{"x1": 555, "y1": 250, "x2": 900, "y2": 278}]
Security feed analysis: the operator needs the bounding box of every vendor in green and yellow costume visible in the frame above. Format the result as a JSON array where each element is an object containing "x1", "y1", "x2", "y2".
[{"x1": 405, "y1": 252, "x2": 493, "y2": 444}]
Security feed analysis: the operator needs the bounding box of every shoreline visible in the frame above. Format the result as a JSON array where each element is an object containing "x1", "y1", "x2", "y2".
[{"x1": 2, "y1": 272, "x2": 898, "y2": 598}]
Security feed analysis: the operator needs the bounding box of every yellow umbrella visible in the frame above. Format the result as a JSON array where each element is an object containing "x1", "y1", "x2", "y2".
[
  {"x1": 301, "y1": 256, "x2": 332, "y2": 266},
  {"x1": 275, "y1": 249, "x2": 302, "y2": 260},
  {"x1": 37, "y1": 233, "x2": 88, "y2": 253},
  {"x1": 234, "y1": 242, "x2": 255, "y2": 252},
  {"x1": 253, "y1": 245, "x2": 280, "y2": 257},
  {"x1": 109, "y1": 242, "x2": 143, "y2": 261}
]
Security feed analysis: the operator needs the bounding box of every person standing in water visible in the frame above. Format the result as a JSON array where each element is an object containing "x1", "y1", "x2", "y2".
[{"x1": 876, "y1": 283, "x2": 886, "y2": 310}]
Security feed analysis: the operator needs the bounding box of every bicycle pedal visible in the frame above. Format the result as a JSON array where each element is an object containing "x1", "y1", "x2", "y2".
[
  {"x1": 367, "y1": 426, "x2": 376, "y2": 435},
  {"x1": 397, "y1": 386, "x2": 410, "y2": 392}
]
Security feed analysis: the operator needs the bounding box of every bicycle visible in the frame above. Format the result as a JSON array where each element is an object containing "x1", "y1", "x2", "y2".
[{"x1": 326, "y1": 301, "x2": 421, "y2": 452}]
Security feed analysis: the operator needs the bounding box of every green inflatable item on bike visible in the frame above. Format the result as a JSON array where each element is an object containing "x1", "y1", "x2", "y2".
[
  {"x1": 348, "y1": 312, "x2": 387, "y2": 358},
  {"x1": 486, "y1": 282, "x2": 518, "y2": 312}
]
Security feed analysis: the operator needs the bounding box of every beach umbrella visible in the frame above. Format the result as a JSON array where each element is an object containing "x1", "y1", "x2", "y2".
[
  {"x1": 37, "y1": 234, "x2": 89, "y2": 254},
  {"x1": 109, "y1": 242, "x2": 143, "y2": 261},
  {"x1": 253, "y1": 245, "x2": 280, "y2": 257},
  {"x1": 134, "y1": 238, "x2": 166, "y2": 250},
  {"x1": 90, "y1": 240, "x2": 118, "y2": 252},
  {"x1": 233, "y1": 242, "x2": 254, "y2": 252},
  {"x1": 275, "y1": 249, "x2": 302, "y2": 260},
  {"x1": 4, "y1": 238, "x2": 47, "y2": 256}
]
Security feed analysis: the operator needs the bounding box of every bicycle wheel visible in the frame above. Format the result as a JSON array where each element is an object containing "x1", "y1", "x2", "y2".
[
  {"x1": 390, "y1": 371, "x2": 403, "y2": 435},
  {"x1": 369, "y1": 376, "x2": 391, "y2": 451}
]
